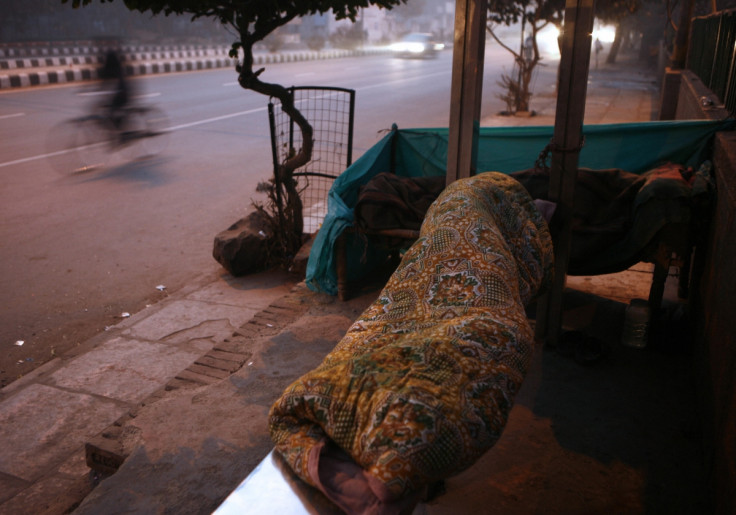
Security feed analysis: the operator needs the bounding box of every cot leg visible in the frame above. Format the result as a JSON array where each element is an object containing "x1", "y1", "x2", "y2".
[
  {"x1": 648, "y1": 261, "x2": 668, "y2": 316},
  {"x1": 336, "y1": 231, "x2": 349, "y2": 301},
  {"x1": 677, "y1": 250, "x2": 692, "y2": 299}
]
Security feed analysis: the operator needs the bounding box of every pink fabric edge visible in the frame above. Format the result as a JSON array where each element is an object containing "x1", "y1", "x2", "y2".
[{"x1": 307, "y1": 440, "x2": 422, "y2": 514}]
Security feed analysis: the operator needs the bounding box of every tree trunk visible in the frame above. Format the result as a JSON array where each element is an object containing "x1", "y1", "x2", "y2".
[
  {"x1": 238, "y1": 39, "x2": 312, "y2": 260},
  {"x1": 518, "y1": 61, "x2": 533, "y2": 112},
  {"x1": 516, "y1": 17, "x2": 527, "y2": 111},
  {"x1": 606, "y1": 22, "x2": 623, "y2": 64},
  {"x1": 516, "y1": 23, "x2": 541, "y2": 113}
]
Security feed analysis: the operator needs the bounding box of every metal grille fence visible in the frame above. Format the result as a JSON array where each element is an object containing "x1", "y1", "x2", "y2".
[
  {"x1": 688, "y1": 9, "x2": 736, "y2": 114},
  {"x1": 268, "y1": 86, "x2": 356, "y2": 234}
]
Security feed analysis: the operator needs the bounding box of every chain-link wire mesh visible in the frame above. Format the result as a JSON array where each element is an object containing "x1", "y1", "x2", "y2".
[{"x1": 268, "y1": 86, "x2": 355, "y2": 234}]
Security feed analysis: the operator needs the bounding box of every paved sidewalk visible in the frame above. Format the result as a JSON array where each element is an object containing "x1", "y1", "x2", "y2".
[
  {"x1": 0, "y1": 268, "x2": 299, "y2": 513},
  {"x1": 482, "y1": 52, "x2": 660, "y2": 126},
  {"x1": 0, "y1": 54, "x2": 698, "y2": 515}
]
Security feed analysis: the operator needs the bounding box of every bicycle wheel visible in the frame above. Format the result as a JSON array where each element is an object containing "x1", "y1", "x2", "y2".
[
  {"x1": 45, "y1": 117, "x2": 111, "y2": 174},
  {"x1": 75, "y1": 117, "x2": 112, "y2": 171},
  {"x1": 45, "y1": 120, "x2": 81, "y2": 174},
  {"x1": 125, "y1": 106, "x2": 170, "y2": 160}
]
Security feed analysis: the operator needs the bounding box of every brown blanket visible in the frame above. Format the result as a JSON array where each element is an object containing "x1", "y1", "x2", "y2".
[
  {"x1": 354, "y1": 172, "x2": 446, "y2": 233},
  {"x1": 269, "y1": 172, "x2": 554, "y2": 513},
  {"x1": 511, "y1": 162, "x2": 706, "y2": 275}
]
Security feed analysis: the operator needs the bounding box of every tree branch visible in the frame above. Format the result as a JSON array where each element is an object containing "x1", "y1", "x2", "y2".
[{"x1": 487, "y1": 24, "x2": 521, "y2": 60}]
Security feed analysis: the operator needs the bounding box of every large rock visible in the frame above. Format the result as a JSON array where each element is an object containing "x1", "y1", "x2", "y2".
[
  {"x1": 288, "y1": 232, "x2": 317, "y2": 278},
  {"x1": 213, "y1": 211, "x2": 273, "y2": 276}
]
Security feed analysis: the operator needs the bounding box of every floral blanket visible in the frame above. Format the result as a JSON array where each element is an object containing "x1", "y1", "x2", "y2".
[{"x1": 269, "y1": 172, "x2": 554, "y2": 513}]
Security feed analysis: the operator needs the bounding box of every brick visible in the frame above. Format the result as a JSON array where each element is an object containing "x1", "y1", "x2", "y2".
[
  {"x1": 165, "y1": 377, "x2": 201, "y2": 391},
  {"x1": 214, "y1": 340, "x2": 251, "y2": 354},
  {"x1": 195, "y1": 356, "x2": 242, "y2": 373},
  {"x1": 204, "y1": 349, "x2": 250, "y2": 364},
  {"x1": 173, "y1": 369, "x2": 220, "y2": 385},
  {"x1": 85, "y1": 436, "x2": 126, "y2": 475},
  {"x1": 184, "y1": 363, "x2": 230, "y2": 380}
]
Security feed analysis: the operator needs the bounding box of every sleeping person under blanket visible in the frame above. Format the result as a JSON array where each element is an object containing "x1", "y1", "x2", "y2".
[{"x1": 269, "y1": 172, "x2": 555, "y2": 514}]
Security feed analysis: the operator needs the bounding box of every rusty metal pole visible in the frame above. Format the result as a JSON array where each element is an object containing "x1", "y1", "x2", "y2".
[
  {"x1": 671, "y1": 0, "x2": 696, "y2": 69},
  {"x1": 446, "y1": 0, "x2": 488, "y2": 185},
  {"x1": 535, "y1": 0, "x2": 596, "y2": 346}
]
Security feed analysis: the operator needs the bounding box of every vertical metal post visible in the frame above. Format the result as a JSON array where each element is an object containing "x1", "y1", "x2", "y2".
[
  {"x1": 535, "y1": 0, "x2": 596, "y2": 346},
  {"x1": 287, "y1": 86, "x2": 296, "y2": 151},
  {"x1": 346, "y1": 89, "x2": 356, "y2": 167},
  {"x1": 446, "y1": 0, "x2": 488, "y2": 186},
  {"x1": 671, "y1": 0, "x2": 695, "y2": 69},
  {"x1": 268, "y1": 100, "x2": 287, "y2": 235},
  {"x1": 725, "y1": 21, "x2": 736, "y2": 113}
]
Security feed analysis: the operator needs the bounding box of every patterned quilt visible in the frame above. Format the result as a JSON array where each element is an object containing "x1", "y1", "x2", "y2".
[{"x1": 269, "y1": 172, "x2": 554, "y2": 512}]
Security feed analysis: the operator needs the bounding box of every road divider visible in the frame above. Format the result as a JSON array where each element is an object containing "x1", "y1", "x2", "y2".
[{"x1": 0, "y1": 45, "x2": 390, "y2": 90}]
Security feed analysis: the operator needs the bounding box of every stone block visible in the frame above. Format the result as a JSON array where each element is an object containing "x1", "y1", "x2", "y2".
[{"x1": 213, "y1": 211, "x2": 273, "y2": 276}]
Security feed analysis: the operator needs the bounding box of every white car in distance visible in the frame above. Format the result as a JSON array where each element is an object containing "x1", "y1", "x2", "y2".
[{"x1": 389, "y1": 33, "x2": 444, "y2": 58}]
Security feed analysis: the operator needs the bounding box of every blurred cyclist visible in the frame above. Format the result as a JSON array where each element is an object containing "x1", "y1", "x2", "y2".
[{"x1": 98, "y1": 47, "x2": 131, "y2": 134}]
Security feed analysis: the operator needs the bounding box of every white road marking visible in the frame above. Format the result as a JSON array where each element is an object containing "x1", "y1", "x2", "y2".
[
  {"x1": 0, "y1": 112, "x2": 25, "y2": 120},
  {"x1": 358, "y1": 70, "x2": 448, "y2": 91},
  {"x1": 166, "y1": 106, "x2": 266, "y2": 131},
  {"x1": 0, "y1": 148, "x2": 73, "y2": 168},
  {"x1": 78, "y1": 91, "x2": 162, "y2": 99},
  {"x1": 78, "y1": 91, "x2": 113, "y2": 97},
  {"x1": 1, "y1": 69, "x2": 450, "y2": 169}
]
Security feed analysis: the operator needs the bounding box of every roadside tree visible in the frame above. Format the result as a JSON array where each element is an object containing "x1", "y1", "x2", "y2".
[
  {"x1": 595, "y1": 0, "x2": 641, "y2": 64},
  {"x1": 487, "y1": 0, "x2": 564, "y2": 114},
  {"x1": 63, "y1": 0, "x2": 406, "y2": 265}
]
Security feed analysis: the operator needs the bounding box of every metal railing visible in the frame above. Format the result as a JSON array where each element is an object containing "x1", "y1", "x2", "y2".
[
  {"x1": 688, "y1": 9, "x2": 736, "y2": 114},
  {"x1": 268, "y1": 86, "x2": 356, "y2": 234}
]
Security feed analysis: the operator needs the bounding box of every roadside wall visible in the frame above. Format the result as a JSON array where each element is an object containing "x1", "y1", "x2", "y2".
[
  {"x1": 663, "y1": 68, "x2": 736, "y2": 514},
  {"x1": 701, "y1": 132, "x2": 736, "y2": 515}
]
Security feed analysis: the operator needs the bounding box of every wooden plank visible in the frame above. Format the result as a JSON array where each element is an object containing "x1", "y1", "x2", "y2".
[
  {"x1": 534, "y1": 0, "x2": 596, "y2": 346},
  {"x1": 446, "y1": 0, "x2": 488, "y2": 185}
]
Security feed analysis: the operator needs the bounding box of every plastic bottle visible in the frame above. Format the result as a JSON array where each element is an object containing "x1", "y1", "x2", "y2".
[{"x1": 621, "y1": 298, "x2": 650, "y2": 348}]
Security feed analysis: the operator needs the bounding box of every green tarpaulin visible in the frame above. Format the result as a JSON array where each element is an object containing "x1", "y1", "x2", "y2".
[{"x1": 306, "y1": 120, "x2": 733, "y2": 295}]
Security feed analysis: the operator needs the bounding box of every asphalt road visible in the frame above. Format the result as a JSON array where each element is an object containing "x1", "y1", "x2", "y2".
[{"x1": 0, "y1": 47, "x2": 518, "y2": 387}]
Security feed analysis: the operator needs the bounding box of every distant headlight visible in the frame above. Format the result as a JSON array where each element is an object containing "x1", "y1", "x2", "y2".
[
  {"x1": 390, "y1": 42, "x2": 427, "y2": 53},
  {"x1": 433, "y1": 43, "x2": 445, "y2": 51}
]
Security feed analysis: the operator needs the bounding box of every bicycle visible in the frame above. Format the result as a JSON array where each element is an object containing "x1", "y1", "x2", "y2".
[{"x1": 46, "y1": 99, "x2": 170, "y2": 175}]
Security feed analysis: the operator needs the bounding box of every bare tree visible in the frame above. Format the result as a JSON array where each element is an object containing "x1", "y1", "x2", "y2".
[{"x1": 487, "y1": 0, "x2": 564, "y2": 114}]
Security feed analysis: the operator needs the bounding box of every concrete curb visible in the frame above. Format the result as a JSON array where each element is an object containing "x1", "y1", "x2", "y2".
[
  {"x1": 0, "y1": 43, "x2": 225, "y2": 58},
  {"x1": 0, "y1": 46, "x2": 389, "y2": 90}
]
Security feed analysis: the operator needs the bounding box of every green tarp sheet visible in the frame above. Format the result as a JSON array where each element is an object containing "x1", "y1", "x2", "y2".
[{"x1": 306, "y1": 120, "x2": 733, "y2": 295}]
